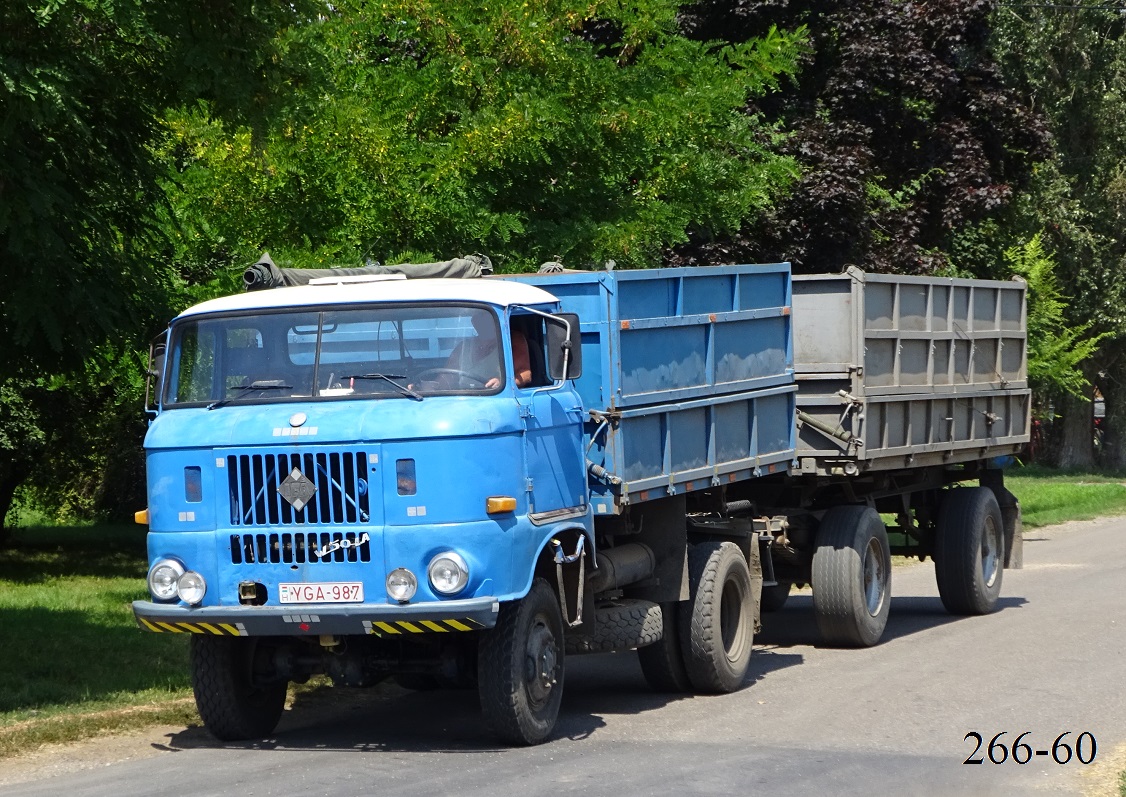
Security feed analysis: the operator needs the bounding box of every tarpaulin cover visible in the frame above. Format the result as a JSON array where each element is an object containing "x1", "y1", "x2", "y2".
[{"x1": 243, "y1": 253, "x2": 492, "y2": 291}]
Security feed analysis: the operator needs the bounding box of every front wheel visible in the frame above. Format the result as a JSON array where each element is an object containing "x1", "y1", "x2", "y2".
[
  {"x1": 935, "y1": 487, "x2": 1004, "y2": 615},
  {"x1": 190, "y1": 636, "x2": 288, "y2": 741},
  {"x1": 478, "y1": 579, "x2": 565, "y2": 745},
  {"x1": 811, "y1": 506, "x2": 891, "y2": 648},
  {"x1": 679, "y1": 541, "x2": 755, "y2": 693}
]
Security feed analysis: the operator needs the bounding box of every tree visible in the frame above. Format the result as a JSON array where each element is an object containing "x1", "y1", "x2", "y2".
[
  {"x1": 0, "y1": 1, "x2": 319, "y2": 528},
  {"x1": 987, "y1": 4, "x2": 1126, "y2": 467},
  {"x1": 669, "y1": 0, "x2": 1049, "y2": 275},
  {"x1": 160, "y1": 0, "x2": 808, "y2": 272},
  {"x1": 1005, "y1": 234, "x2": 1107, "y2": 397}
]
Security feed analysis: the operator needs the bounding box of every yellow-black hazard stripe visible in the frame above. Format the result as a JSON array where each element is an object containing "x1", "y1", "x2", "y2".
[
  {"x1": 137, "y1": 618, "x2": 247, "y2": 636},
  {"x1": 363, "y1": 618, "x2": 486, "y2": 635}
]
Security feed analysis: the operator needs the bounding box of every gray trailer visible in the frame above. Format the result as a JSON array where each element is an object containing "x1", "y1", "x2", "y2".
[{"x1": 732, "y1": 267, "x2": 1029, "y2": 648}]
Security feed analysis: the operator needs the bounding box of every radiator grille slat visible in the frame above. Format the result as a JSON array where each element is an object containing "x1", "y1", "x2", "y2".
[
  {"x1": 227, "y1": 450, "x2": 370, "y2": 528},
  {"x1": 228, "y1": 530, "x2": 371, "y2": 565}
]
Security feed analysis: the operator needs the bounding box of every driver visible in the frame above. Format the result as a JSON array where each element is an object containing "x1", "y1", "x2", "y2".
[{"x1": 445, "y1": 313, "x2": 532, "y2": 389}]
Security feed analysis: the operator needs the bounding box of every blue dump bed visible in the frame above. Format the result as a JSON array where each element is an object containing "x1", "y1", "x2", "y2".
[{"x1": 508, "y1": 264, "x2": 797, "y2": 514}]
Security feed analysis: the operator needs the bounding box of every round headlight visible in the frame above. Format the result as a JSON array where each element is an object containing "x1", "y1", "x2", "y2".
[
  {"x1": 177, "y1": 571, "x2": 207, "y2": 605},
  {"x1": 386, "y1": 568, "x2": 417, "y2": 602},
  {"x1": 428, "y1": 552, "x2": 469, "y2": 595},
  {"x1": 148, "y1": 559, "x2": 185, "y2": 601}
]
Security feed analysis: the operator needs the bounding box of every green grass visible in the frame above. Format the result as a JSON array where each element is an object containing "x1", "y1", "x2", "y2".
[
  {"x1": 1006, "y1": 465, "x2": 1126, "y2": 527},
  {"x1": 1119, "y1": 768, "x2": 1126, "y2": 797},
  {"x1": 0, "y1": 524, "x2": 195, "y2": 754}
]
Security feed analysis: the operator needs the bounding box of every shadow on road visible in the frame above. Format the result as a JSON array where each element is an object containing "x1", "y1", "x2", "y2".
[
  {"x1": 159, "y1": 591, "x2": 1023, "y2": 755},
  {"x1": 756, "y1": 593, "x2": 1028, "y2": 648}
]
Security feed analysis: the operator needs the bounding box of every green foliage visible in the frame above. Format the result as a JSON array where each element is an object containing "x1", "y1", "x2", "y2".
[
  {"x1": 161, "y1": 0, "x2": 806, "y2": 272},
  {"x1": 989, "y1": 7, "x2": 1126, "y2": 466},
  {"x1": 1004, "y1": 234, "x2": 1108, "y2": 399},
  {"x1": 670, "y1": 1, "x2": 1049, "y2": 273}
]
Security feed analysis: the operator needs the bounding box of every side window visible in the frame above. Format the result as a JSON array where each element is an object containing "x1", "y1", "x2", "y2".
[{"x1": 511, "y1": 315, "x2": 548, "y2": 388}]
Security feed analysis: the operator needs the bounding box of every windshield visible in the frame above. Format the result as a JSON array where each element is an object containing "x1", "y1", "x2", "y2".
[{"x1": 163, "y1": 304, "x2": 504, "y2": 408}]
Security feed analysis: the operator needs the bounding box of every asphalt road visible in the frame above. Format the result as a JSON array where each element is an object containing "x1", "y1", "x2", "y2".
[{"x1": 6, "y1": 516, "x2": 1126, "y2": 796}]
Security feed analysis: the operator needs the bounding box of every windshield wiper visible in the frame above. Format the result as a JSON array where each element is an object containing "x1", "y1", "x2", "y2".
[
  {"x1": 207, "y1": 381, "x2": 294, "y2": 411},
  {"x1": 339, "y1": 373, "x2": 422, "y2": 401}
]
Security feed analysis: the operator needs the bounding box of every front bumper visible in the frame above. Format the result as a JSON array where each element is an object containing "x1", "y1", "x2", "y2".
[{"x1": 132, "y1": 596, "x2": 500, "y2": 637}]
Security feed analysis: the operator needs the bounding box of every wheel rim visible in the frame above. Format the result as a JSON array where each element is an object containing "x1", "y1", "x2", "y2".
[
  {"x1": 523, "y1": 617, "x2": 558, "y2": 709},
  {"x1": 981, "y1": 515, "x2": 1000, "y2": 588},
  {"x1": 720, "y1": 577, "x2": 751, "y2": 663},
  {"x1": 862, "y1": 537, "x2": 886, "y2": 616}
]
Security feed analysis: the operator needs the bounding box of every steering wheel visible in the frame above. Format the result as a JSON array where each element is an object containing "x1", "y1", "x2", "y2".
[{"x1": 413, "y1": 368, "x2": 489, "y2": 388}]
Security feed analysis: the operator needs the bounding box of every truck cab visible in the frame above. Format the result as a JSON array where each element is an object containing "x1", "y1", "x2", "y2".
[{"x1": 134, "y1": 275, "x2": 588, "y2": 742}]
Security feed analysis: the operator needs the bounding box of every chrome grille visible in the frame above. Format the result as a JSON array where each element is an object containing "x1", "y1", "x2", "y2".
[
  {"x1": 227, "y1": 450, "x2": 370, "y2": 527},
  {"x1": 229, "y1": 530, "x2": 371, "y2": 564}
]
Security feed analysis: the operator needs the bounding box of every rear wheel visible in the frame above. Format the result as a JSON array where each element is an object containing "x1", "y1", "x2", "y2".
[
  {"x1": 478, "y1": 579, "x2": 564, "y2": 745},
  {"x1": 935, "y1": 487, "x2": 1004, "y2": 615},
  {"x1": 637, "y1": 602, "x2": 692, "y2": 693},
  {"x1": 190, "y1": 636, "x2": 288, "y2": 741},
  {"x1": 679, "y1": 541, "x2": 755, "y2": 693},
  {"x1": 811, "y1": 506, "x2": 891, "y2": 648}
]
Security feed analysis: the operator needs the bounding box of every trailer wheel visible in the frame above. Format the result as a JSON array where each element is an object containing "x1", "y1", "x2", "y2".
[
  {"x1": 478, "y1": 578, "x2": 564, "y2": 745},
  {"x1": 935, "y1": 487, "x2": 1004, "y2": 615},
  {"x1": 760, "y1": 582, "x2": 791, "y2": 613},
  {"x1": 190, "y1": 636, "x2": 287, "y2": 741},
  {"x1": 637, "y1": 602, "x2": 692, "y2": 693},
  {"x1": 811, "y1": 506, "x2": 891, "y2": 648},
  {"x1": 678, "y1": 542, "x2": 754, "y2": 693}
]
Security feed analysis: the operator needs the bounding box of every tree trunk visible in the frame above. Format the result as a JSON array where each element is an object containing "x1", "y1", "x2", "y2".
[
  {"x1": 1054, "y1": 392, "x2": 1095, "y2": 469},
  {"x1": 0, "y1": 467, "x2": 27, "y2": 546},
  {"x1": 1097, "y1": 360, "x2": 1126, "y2": 470}
]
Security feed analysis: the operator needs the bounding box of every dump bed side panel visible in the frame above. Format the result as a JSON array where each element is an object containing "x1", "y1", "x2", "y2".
[
  {"x1": 508, "y1": 265, "x2": 797, "y2": 512},
  {"x1": 792, "y1": 267, "x2": 1030, "y2": 474}
]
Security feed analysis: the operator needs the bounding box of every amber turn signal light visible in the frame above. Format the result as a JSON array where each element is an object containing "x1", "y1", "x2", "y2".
[
  {"x1": 135, "y1": 509, "x2": 149, "y2": 525},
  {"x1": 486, "y1": 496, "x2": 517, "y2": 514}
]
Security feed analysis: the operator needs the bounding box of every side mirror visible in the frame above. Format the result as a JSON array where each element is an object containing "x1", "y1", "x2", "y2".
[
  {"x1": 546, "y1": 313, "x2": 582, "y2": 381},
  {"x1": 145, "y1": 333, "x2": 167, "y2": 414}
]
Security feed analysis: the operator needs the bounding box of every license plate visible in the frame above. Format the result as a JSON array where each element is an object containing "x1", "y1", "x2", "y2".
[{"x1": 278, "y1": 582, "x2": 364, "y2": 604}]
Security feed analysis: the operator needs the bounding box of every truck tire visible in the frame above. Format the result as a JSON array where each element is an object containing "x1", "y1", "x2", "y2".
[
  {"x1": 477, "y1": 578, "x2": 564, "y2": 745},
  {"x1": 565, "y1": 599, "x2": 663, "y2": 654},
  {"x1": 190, "y1": 636, "x2": 287, "y2": 741},
  {"x1": 637, "y1": 601, "x2": 692, "y2": 693},
  {"x1": 811, "y1": 505, "x2": 891, "y2": 648},
  {"x1": 678, "y1": 541, "x2": 755, "y2": 693},
  {"x1": 935, "y1": 487, "x2": 1004, "y2": 615},
  {"x1": 760, "y1": 582, "x2": 791, "y2": 613}
]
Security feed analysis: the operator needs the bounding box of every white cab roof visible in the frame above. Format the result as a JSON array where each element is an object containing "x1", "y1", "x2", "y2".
[{"x1": 175, "y1": 277, "x2": 559, "y2": 320}]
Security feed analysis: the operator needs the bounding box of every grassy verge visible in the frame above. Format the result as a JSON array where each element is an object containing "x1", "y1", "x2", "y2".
[
  {"x1": 0, "y1": 524, "x2": 196, "y2": 757},
  {"x1": 1006, "y1": 465, "x2": 1126, "y2": 527}
]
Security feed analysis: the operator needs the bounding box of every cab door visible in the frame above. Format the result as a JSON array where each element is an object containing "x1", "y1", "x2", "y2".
[{"x1": 512, "y1": 314, "x2": 587, "y2": 517}]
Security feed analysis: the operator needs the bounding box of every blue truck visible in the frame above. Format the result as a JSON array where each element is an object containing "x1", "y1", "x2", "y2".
[{"x1": 133, "y1": 263, "x2": 1029, "y2": 744}]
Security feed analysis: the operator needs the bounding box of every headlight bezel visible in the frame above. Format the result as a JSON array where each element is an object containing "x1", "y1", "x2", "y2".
[
  {"x1": 177, "y1": 570, "x2": 207, "y2": 605},
  {"x1": 148, "y1": 558, "x2": 185, "y2": 601},
  {"x1": 428, "y1": 551, "x2": 470, "y2": 596},
  {"x1": 386, "y1": 567, "x2": 418, "y2": 603}
]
